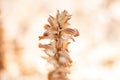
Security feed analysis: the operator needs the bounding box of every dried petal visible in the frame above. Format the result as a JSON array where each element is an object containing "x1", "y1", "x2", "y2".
[
  {"x1": 62, "y1": 28, "x2": 79, "y2": 37},
  {"x1": 39, "y1": 43, "x2": 51, "y2": 49},
  {"x1": 39, "y1": 29, "x2": 58, "y2": 40},
  {"x1": 48, "y1": 15, "x2": 58, "y2": 28},
  {"x1": 39, "y1": 42, "x2": 56, "y2": 53},
  {"x1": 58, "y1": 10, "x2": 68, "y2": 22},
  {"x1": 39, "y1": 36, "x2": 46, "y2": 40},
  {"x1": 56, "y1": 10, "x2": 60, "y2": 21},
  {"x1": 56, "y1": 38, "x2": 63, "y2": 51},
  {"x1": 59, "y1": 56, "x2": 72, "y2": 67},
  {"x1": 57, "y1": 10, "x2": 71, "y2": 28},
  {"x1": 44, "y1": 24, "x2": 51, "y2": 30},
  {"x1": 60, "y1": 22, "x2": 70, "y2": 29},
  {"x1": 59, "y1": 51, "x2": 72, "y2": 63},
  {"x1": 62, "y1": 41, "x2": 70, "y2": 50},
  {"x1": 38, "y1": 34, "x2": 55, "y2": 40},
  {"x1": 48, "y1": 15, "x2": 55, "y2": 26},
  {"x1": 61, "y1": 33, "x2": 75, "y2": 41},
  {"x1": 59, "y1": 15, "x2": 71, "y2": 26},
  {"x1": 44, "y1": 50, "x2": 55, "y2": 57}
]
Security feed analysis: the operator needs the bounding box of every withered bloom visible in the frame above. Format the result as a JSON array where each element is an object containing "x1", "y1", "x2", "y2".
[{"x1": 39, "y1": 10, "x2": 79, "y2": 80}]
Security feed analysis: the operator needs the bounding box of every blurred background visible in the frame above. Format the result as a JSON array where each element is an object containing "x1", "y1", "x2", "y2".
[{"x1": 0, "y1": 0, "x2": 120, "y2": 80}]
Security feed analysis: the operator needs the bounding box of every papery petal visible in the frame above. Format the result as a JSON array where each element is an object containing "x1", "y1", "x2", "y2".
[
  {"x1": 48, "y1": 15, "x2": 58, "y2": 28},
  {"x1": 57, "y1": 10, "x2": 71, "y2": 29},
  {"x1": 43, "y1": 30, "x2": 51, "y2": 36},
  {"x1": 60, "y1": 22, "x2": 70, "y2": 29},
  {"x1": 59, "y1": 15, "x2": 71, "y2": 26},
  {"x1": 39, "y1": 43, "x2": 51, "y2": 49},
  {"x1": 44, "y1": 50, "x2": 55, "y2": 57},
  {"x1": 39, "y1": 36, "x2": 46, "y2": 40},
  {"x1": 50, "y1": 41, "x2": 57, "y2": 52},
  {"x1": 58, "y1": 10, "x2": 68, "y2": 22},
  {"x1": 39, "y1": 43, "x2": 57, "y2": 53},
  {"x1": 38, "y1": 35, "x2": 54, "y2": 40},
  {"x1": 56, "y1": 10, "x2": 60, "y2": 21},
  {"x1": 48, "y1": 15, "x2": 54, "y2": 26},
  {"x1": 39, "y1": 29, "x2": 57, "y2": 40},
  {"x1": 44, "y1": 24, "x2": 51, "y2": 30},
  {"x1": 59, "y1": 56, "x2": 72, "y2": 67},
  {"x1": 62, "y1": 28, "x2": 79, "y2": 37},
  {"x1": 56, "y1": 38, "x2": 63, "y2": 51},
  {"x1": 61, "y1": 34, "x2": 75, "y2": 41},
  {"x1": 62, "y1": 41, "x2": 70, "y2": 50},
  {"x1": 59, "y1": 51, "x2": 72, "y2": 63}
]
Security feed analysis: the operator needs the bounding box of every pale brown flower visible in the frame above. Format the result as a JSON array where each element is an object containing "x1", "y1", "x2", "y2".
[{"x1": 38, "y1": 10, "x2": 79, "y2": 80}]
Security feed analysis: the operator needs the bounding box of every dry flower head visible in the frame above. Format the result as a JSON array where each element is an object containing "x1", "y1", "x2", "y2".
[{"x1": 39, "y1": 10, "x2": 79, "y2": 80}]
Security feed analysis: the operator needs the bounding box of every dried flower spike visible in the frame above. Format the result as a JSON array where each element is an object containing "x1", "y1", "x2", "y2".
[{"x1": 39, "y1": 10, "x2": 79, "y2": 80}]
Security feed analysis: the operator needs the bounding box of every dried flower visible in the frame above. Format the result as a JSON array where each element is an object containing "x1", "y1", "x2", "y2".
[{"x1": 39, "y1": 10, "x2": 79, "y2": 80}]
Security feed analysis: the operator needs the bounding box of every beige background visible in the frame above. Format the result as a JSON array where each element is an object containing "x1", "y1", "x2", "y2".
[{"x1": 1, "y1": 0, "x2": 120, "y2": 80}]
